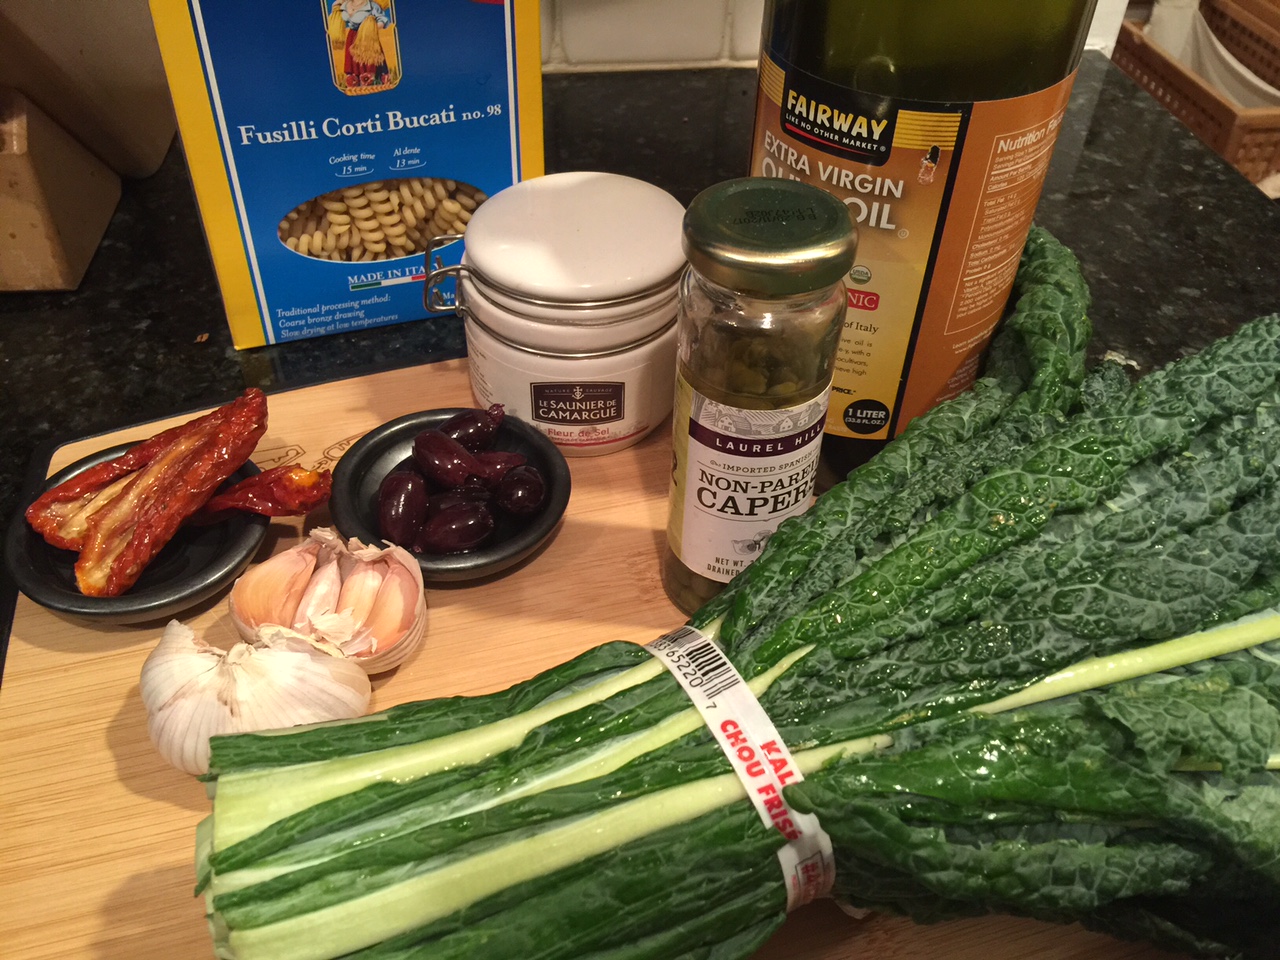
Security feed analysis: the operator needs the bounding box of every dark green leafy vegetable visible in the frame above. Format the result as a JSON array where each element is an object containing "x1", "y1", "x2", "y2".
[
  {"x1": 197, "y1": 230, "x2": 1280, "y2": 960},
  {"x1": 697, "y1": 226, "x2": 1096, "y2": 650},
  {"x1": 790, "y1": 663, "x2": 1280, "y2": 953}
]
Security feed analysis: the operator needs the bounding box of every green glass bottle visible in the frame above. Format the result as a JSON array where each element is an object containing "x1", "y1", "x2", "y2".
[{"x1": 750, "y1": 0, "x2": 1097, "y2": 483}]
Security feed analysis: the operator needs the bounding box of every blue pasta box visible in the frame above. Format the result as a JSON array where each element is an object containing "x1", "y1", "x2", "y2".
[{"x1": 149, "y1": 0, "x2": 544, "y2": 348}]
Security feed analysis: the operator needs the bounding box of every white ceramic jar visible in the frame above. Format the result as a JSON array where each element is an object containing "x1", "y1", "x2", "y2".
[{"x1": 426, "y1": 172, "x2": 685, "y2": 456}]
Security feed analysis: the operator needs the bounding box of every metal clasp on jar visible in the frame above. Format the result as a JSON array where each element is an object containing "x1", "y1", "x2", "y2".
[{"x1": 423, "y1": 233, "x2": 467, "y2": 313}]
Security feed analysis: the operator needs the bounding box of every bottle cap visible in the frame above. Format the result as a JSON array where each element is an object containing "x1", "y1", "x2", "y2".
[{"x1": 682, "y1": 178, "x2": 856, "y2": 297}]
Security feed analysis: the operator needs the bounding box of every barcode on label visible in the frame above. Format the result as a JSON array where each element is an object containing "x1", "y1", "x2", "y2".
[
  {"x1": 649, "y1": 626, "x2": 742, "y2": 702},
  {"x1": 680, "y1": 640, "x2": 740, "y2": 699}
]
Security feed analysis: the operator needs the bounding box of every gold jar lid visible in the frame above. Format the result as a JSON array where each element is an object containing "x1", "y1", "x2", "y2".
[{"x1": 682, "y1": 177, "x2": 856, "y2": 297}]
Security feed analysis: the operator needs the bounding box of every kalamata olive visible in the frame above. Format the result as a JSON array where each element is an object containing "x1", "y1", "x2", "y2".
[
  {"x1": 438, "y1": 404, "x2": 505, "y2": 453},
  {"x1": 456, "y1": 475, "x2": 493, "y2": 501},
  {"x1": 494, "y1": 464, "x2": 547, "y2": 516},
  {"x1": 377, "y1": 470, "x2": 430, "y2": 546},
  {"x1": 472, "y1": 450, "x2": 527, "y2": 487},
  {"x1": 425, "y1": 484, "x2": 490, "y2": 520},
  {"x1": 412, "y1": 429, "x2": 482, "y2": 488},
  {"x1": 413, "y1": 500, "x2": 496, "y2": 554}
]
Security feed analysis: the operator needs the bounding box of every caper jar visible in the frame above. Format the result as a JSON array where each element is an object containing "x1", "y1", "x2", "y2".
[{"x1": 662, "y1": 178, "x2": 856, "y2": 616}]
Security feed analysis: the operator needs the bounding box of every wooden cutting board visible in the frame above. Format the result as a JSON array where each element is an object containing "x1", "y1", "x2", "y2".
[{"x1": 0, "y1": 359, "x2": 1178, "y2": 960}]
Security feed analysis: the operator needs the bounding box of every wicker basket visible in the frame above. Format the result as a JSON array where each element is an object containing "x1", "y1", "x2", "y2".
[
  {"x1": 1200, "y1": 0, "x2": 1280, "y2": 89},
  {"x1": 1112, "y1": 4, "x2": 1280, "y2": 184}
]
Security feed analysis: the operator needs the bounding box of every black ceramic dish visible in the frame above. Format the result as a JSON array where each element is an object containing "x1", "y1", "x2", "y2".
[
  {"x1": 330, "y1": 409, "x2": 571, "y2": 583},
  {"x1": 4, "y1": 444, "x2": 268, "y2": 625}
]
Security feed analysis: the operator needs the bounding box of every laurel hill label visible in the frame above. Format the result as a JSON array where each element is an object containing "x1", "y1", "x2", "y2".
[{"x1": 530, "y1": 382, "x2": 626, "y2": 425}]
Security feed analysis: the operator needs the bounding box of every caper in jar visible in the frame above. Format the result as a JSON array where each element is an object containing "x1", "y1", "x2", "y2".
[{"x1": 661, "y1": 178, "x2": 856, "y2": 615}]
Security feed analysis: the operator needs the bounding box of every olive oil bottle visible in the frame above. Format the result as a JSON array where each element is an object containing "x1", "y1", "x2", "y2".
[{"x1": 750, "y1": 0, "x2": 1098, "y2": 480}]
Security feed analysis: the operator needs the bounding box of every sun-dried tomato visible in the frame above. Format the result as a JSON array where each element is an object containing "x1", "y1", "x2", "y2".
[
  {"x1": 26, "y1": 389, "x2": 269, "y2": 597},
  {"x1": 24, "y1": 414, "x2": 228, "y2": 549},
  {"x1": 198, "y1": 464, "x2": 332, "y2": 518}
]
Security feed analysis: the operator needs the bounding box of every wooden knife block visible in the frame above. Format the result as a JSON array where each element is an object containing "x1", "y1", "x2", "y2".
[{"x1": 0, "y1": 87, "x2": 121, "y2": 291}]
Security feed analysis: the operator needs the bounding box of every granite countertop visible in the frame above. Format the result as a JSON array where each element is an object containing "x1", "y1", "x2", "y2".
[{"x1": 2, "y1": 53, "x2": 1278, "y2": 655}]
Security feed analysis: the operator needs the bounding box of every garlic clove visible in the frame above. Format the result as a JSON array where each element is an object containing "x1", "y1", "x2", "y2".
[
  {"x1": 228, "y1": 527, "x2": 427, "y2": 674},
  {"x1": 140, "y1": 619, "x2": 372, "y2": 775},
  {"x1": 350, "y1": 559, "x2": 420, "y2": 656},
  {"x1": 291, "y1": 552, "x2": 343, "y2": 635},
  {"x1": 229, "y1": 541, "x2": 319, "y2": 634},
  {"x1": 346, "y1": 541, "x2": 427, "y2": 673},
  {"x1": 334, "y1": 558, "x2": 386, "y2": 630},
  {"x1": 140, "y1": 621, "x2": 223, "y2": 774}
]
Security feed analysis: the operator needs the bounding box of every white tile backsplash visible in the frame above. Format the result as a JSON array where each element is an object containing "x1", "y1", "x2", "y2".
[
  {"x1": 1087, "y1": 0, "x2": 1130, "y2": 55},
  {"x1": 542, "y1": 0, "x2": 1129, "y2": 72},
  {"x1": 541, "y1": 0, "x2": 556, "y2": 63},
  {"x1": 557, "y1": 0, "x2": 729, "y2": 67},
  {"x1": 729, "y1": 0, "x2": 765, "y2": 62}
]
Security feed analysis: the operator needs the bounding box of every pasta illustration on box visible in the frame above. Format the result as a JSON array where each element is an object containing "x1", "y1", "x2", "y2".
[{"x1": 149, "y1": 0, "x2": 543, "y2": 349}]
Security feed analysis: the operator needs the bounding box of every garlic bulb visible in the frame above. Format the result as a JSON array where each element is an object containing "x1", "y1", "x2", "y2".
[
  {"x1": 228, "y1": 526, "x2": 427, "y2": 674},
  {"x1": 140, "y1": 619, "x2": 372, "y2": 775}
]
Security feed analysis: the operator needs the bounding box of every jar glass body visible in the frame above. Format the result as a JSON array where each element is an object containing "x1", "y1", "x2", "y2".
[
  {"x1": 674, "y1": 269, "x2": 846, "y2": 408},
  {"x1": 661, "y1": 267, "x2": 847, "y2": 615}
]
